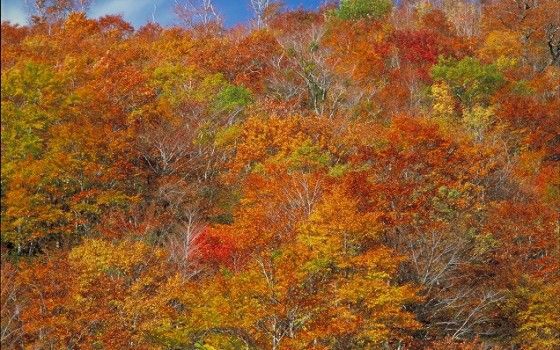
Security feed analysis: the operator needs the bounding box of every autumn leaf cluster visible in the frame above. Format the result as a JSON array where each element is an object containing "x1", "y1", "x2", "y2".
[{"x1": 1, "y1": 0, "x2": 559, "y2": 349}]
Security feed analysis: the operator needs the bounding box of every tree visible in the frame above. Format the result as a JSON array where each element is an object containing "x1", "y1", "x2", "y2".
[
  {"x1": 341, "y1": 116, "x2": 514, "y2": 341},
  {"x1": 274, "y1": 23, "x2": 346, "y2": 117},
  {"x1": 174, "y1": 0, "x2": 222, "y2": 35},
  {"x1": 482, "y1": 0, "x2": 560, "y2": 71},
  {"x1": 0, "y1": 259, "x2": 23, "y2": 348},
  {"x1": 168, "y1": 114, "x2": 421, "y2": 349},
  {"x1": 336, "y1": 0, "x2": 393, "y2": 21},
  {"x1": 431, "y1": 56, "x2": 505, "y2": 108},
  {"x1": 250, "y1": 0, "x2": 283, "y2": 28},
  {"x1": 2, "y1": 2, "x2": 558, "y2": 348},
  {"x1": 1, "y1": 62, "x2": 70, "y2": 253},
  {"x1": 507, "y1": 280, "x2": 560, "y2": 350},
  {"x1": 25, "y1": 0, "x2": 95, "y2": 29},
  {"x1": 16, "y1": 239, "x2": 174, "y2": 349}
]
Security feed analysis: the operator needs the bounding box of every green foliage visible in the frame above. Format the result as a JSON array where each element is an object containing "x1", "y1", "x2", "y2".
[
  {"x1": 150, "y1": 65, "x2": 248, "y2": 110},
  {"x1": 0, "y1": 62, "x2": 72, "y2": 250},
  {"x1": 285, "y1": 139, "x2": 331, "y2": 171},
  {"x1": 336, "y1": 0, "x2": 393, "y2": 21},
  {"x1": 511, "y1": 80, "x2": 533, "y2": 95},
  {"x1": 150, "y1": 64, "x2": 216, "y2": 107},
  {"x1": 431, "y1": 57, "x2": 505, "y2": 107},
  {"x1": 328, "y1": 164, "x2": 348, "y2": 177},
  {"x1": 213, "y1": 85, "x2": 253, "y2": 113},
  {"x1": 214, "y1": 124, "x2": 241, "y2": 148},
  {"x1": 1, "y1": 62, "x2": 65, "y2": 164}
]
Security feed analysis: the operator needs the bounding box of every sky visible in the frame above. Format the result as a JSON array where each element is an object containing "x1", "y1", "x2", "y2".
[{"x1": 1, "y1": 0, "x2": 330, "y2": 28}]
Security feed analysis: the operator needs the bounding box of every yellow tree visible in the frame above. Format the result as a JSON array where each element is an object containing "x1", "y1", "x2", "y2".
[{"x1": 167, "y1": 114, "x2": 421, "y2": 349}]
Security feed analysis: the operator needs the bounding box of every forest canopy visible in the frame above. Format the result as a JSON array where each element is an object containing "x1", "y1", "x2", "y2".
[{"x1": 1, "y1": 0, "x2": 559, "y2": 349}]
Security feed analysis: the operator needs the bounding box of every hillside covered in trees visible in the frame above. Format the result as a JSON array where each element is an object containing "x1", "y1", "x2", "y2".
[{"x1": 1, "y1": 0, "x2": 559, "y2": 349}]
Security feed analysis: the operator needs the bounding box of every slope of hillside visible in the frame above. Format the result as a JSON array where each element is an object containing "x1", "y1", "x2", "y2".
[{"x1": 1, "y1": 1, "x2": 559, "y2": 349}]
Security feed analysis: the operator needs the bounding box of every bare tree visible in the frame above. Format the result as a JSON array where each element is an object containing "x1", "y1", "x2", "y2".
[
  {"x1": 166, "y1": 206, "x2": 205, "y2": 279},
  {"x1": 25, "y1": 0, "x2": 95, "y2": 25},
  {"x1": 281, "y1": 173, "x2": 323, "y2": 219},
  {"x1": 404, "y1": 228, "x2": 505, "y2": 340},
  {"x1": 411, "y1": 0, "x2": 482, "y2": 37},
  {"x1": 272, "y1": 24, "x2": 354, "y2": 118},
  {"x1": 250, "y1": 0, "x2": 283, "y2": 28},
  {"x1": 174, "y1": 0, "x2": 222, "y2": 34},
  {"x1": 1, "y1": 263, "x2": 23, "y2": 349},
  {"x1": 442, "y1": 0, "x2": 482, "y2": 38},
  {"x1": 253, "y1": 255, "x2": 306, "y2": 350},
  {"x1": 251, "y1": 0, "x2": 269, "y2": 28},
  {"x1": 75, "y1": 0, "x2": 94, "y2": 12}
]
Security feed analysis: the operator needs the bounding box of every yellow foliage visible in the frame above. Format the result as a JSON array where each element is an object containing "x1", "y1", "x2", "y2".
[
  {"x1": 462, "y1": 104, "x2": 495, "y2": 141},
  {"x1": 432, "y1": 82, "x2": 455, "y2": 119},
  {"x1": 511, "y1": 280, "x2": 560, "y2": 349},
  {"x1": 479, "y1": 30, "x2": 521, "y2": 67}
]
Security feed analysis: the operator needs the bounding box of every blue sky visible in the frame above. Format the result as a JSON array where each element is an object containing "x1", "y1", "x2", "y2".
[{"x1": 1, "y1": 0, "x2": 330, "y2": 28}]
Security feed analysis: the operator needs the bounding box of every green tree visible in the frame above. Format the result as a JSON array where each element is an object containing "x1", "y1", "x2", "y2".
[
  {"x1": 431, "y1": 56, "x2": 505, "y2": 108},
  {"x1": 336, "y1": 0, "x2": 393, "y2": 21}
]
